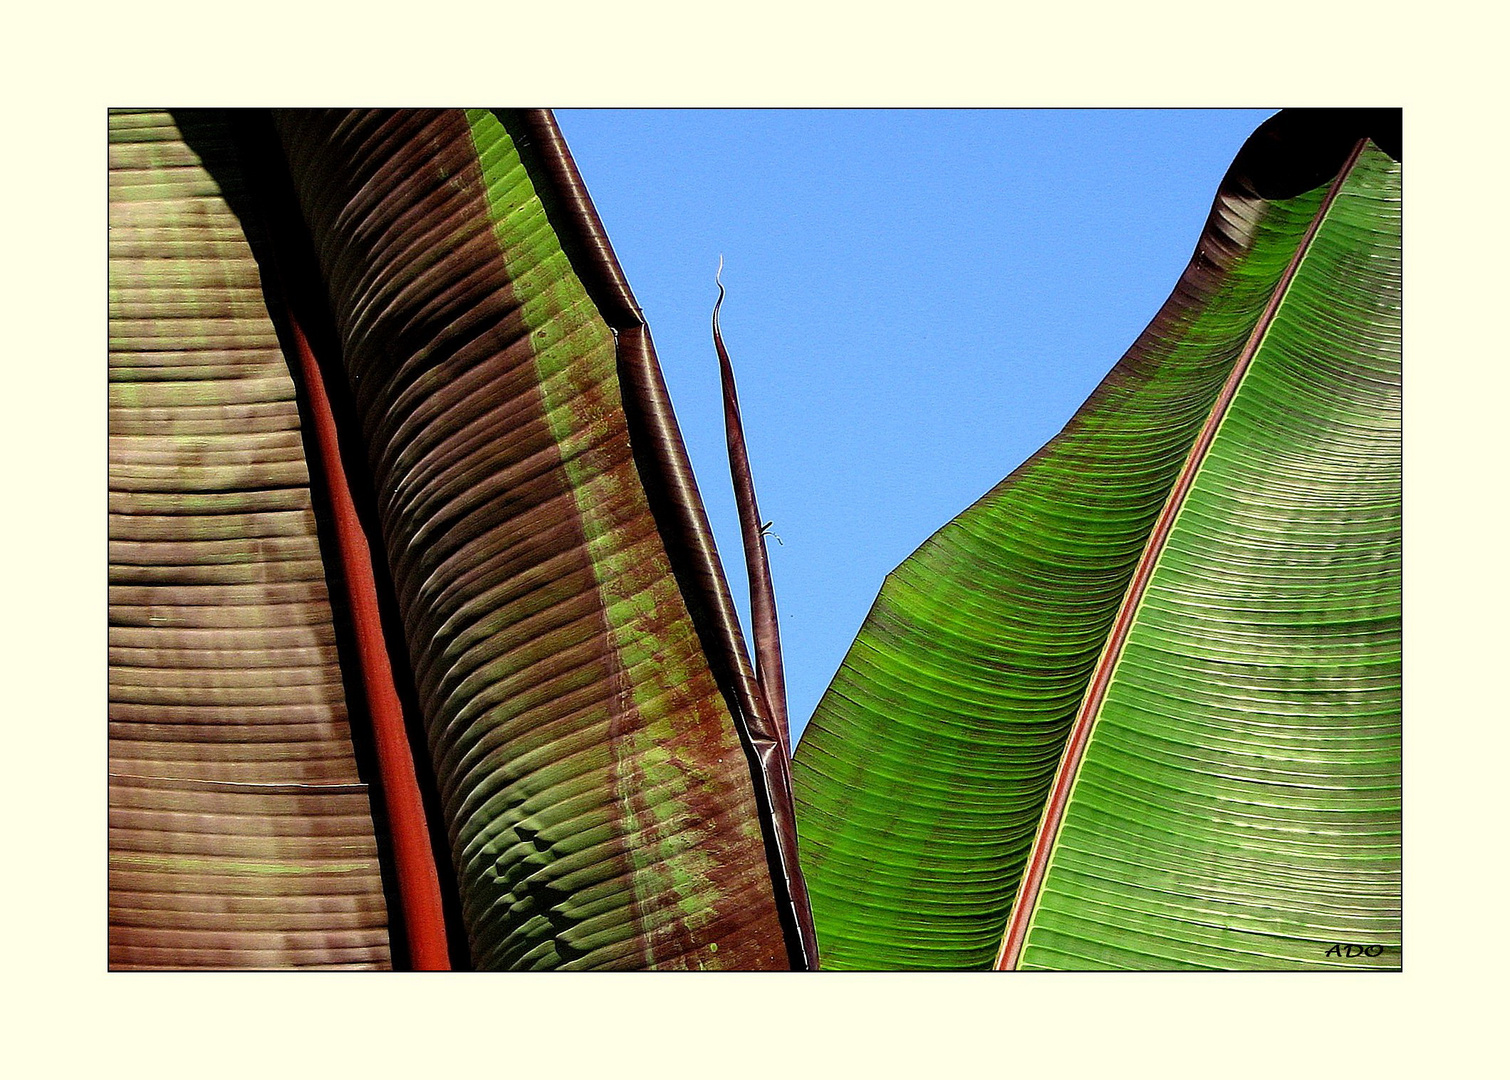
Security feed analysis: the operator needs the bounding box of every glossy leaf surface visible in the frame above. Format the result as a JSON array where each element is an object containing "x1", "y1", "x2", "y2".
[
  {"x1": 1014, "y1": 144, "x2": 1400, "y2": 969},
  {"x1": 792, "y1": 113, "x2": 1400, "y2": 970}
]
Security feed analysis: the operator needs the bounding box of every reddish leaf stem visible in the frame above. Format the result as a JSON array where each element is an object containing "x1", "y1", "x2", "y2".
[{"x1": 287, "y1": 317, "x2": 451, "y2": 971}]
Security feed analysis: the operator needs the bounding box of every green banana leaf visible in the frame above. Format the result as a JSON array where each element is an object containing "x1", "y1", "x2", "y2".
[
  {"x1": 108, "y1": 108, "x2": 815, "y2": 970},
  {"x1": 791, "y1": 111, "x2": 1400, "y2": 970}
]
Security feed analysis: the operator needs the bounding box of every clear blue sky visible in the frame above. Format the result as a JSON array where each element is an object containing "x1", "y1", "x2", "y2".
[{"x1": 552, "y1": 109, "x2": 1275, "y2": 745}]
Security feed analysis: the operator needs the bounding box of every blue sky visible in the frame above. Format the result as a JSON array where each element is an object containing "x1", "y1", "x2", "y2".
[{"x1": 552, "y1": 109, "x2": 1275, "y2": 744}]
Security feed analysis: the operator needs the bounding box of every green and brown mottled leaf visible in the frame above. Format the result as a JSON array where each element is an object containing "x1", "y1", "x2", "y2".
[{"x1": 270, "y1": 109, "x2": 812, "y2": 969}]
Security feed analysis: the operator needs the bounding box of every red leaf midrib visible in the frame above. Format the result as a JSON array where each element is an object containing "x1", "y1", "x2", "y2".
[{"x1": 286, "y1": 315, "x2": 452, "y2": 971}]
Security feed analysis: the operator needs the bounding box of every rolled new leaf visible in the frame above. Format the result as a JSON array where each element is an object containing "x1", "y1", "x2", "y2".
[
  {"x1": 713, "y1": 264, "x2": 791, "y2": 758},
  {"x1": 792, "y1": 110, "x2": 1399, "y2": 970}
]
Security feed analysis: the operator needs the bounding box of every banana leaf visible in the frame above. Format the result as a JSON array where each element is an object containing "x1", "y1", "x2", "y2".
[
  {"x1": 108, "y1": 108, "x2": 815, "y2": 970},
  {"x1": 791, "y1": 110, "x2": 1400, "y2": 970},
  {"x1": 109, "y1": 109, "x2": 398, "y2": 969}
]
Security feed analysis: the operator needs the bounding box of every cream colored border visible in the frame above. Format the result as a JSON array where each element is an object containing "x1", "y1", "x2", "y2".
[{"x1": 5, "y1": 1, "x2": 1497, "y2": 1075}]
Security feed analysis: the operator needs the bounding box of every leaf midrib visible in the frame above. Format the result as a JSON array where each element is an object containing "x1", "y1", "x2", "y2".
[{"x1": 994, "y1": 137, "x2": 1372, "y2": 971}]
